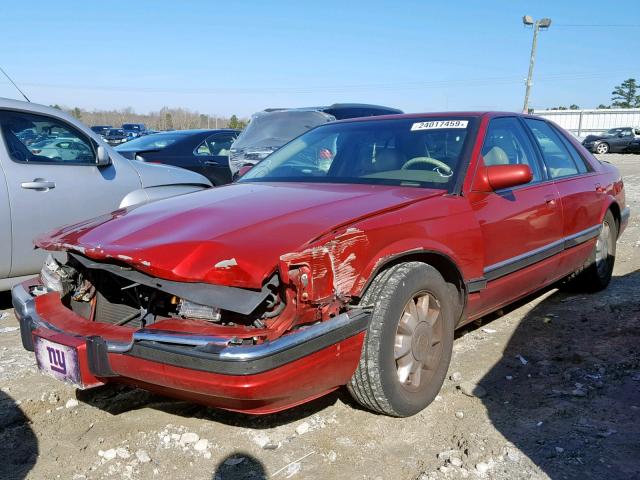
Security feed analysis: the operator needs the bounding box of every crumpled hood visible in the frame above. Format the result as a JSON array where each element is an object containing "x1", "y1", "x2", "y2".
[{"x1": 36, "y1": 182, "x2": 444, "y2": 288}]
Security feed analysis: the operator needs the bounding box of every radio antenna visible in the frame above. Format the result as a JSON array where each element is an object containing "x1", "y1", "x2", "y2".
[{"x1": 0, "y1": 66, "x2": 30, "y2": 102}]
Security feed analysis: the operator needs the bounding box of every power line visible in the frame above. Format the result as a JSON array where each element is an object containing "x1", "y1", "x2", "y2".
[
  {"x1": 553, "y1": 24, "x2": 640, "y2": 28},
  {"x1": 0, "y1": 70, "x2": 633, "y2": 96}
]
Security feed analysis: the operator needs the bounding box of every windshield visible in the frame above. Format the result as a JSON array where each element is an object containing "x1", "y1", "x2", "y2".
[
  {"x1": 115, "y1": 132, "x2": 186, "y2": 151},
  {"x1": 107, "y1": 129, "x2": 124, "y2": 135},
  {"x1": 240, "y1": 117, "x2": 473, "y2": 190},
  {"x1": 122, "y1": 124, "x2": 142, "y2": 131},
  {"x1": 232, "y1": 110, "x2": 332, "y2": 150}
]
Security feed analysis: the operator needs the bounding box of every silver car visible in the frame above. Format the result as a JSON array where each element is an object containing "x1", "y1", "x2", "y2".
[{"x1": 0, "y1": 98, "x2": 212, "y2": 290}]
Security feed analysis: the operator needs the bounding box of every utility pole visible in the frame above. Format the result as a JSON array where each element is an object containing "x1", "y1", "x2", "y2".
[{"x1": 522, "y1": 16, "x2": 552, "y2": 114}]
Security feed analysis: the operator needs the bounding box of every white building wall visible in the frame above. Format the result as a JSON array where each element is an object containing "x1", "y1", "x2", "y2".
[{"x1": 532, "y1": 108, "x2": 640, "y2": 138}]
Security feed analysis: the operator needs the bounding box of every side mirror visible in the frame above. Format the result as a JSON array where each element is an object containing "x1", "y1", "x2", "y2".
[
  {"x1": 618, "y1": 133, "x2": 625, "y2": 138},
  {"x1": 96, "y1": 145, "x2": 111, "y2": 166},
  {"x1": 486, "y1": 164, "x2": 533, "y2": 191}
]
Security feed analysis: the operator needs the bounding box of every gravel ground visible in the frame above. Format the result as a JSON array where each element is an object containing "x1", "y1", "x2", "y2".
[{"x1": 1, "y1": 153, "x2": 638, "y2": 480}]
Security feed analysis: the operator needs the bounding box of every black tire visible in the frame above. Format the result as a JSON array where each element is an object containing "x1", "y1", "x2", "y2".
[
  {"x1": 595, "y1": 142, "x2": 610, "y2": 154},
  {"x1": 347, "y1": 262, "x2": 457, "y2": 417},
  {"x1": 562, "y1": 210, "x2": 617, "y2": 292}
]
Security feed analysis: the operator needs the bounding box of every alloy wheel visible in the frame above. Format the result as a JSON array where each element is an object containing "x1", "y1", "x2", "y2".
[
  {"x1": 595, "y1": 220, "x2": 611, "y2": 277},
  {"x1": 394, "y1": 291, "x2": 443, "y2": 392}
]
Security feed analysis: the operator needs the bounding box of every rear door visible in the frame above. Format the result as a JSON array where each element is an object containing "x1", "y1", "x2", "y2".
[
  {"x1": 523, "y1": 118, "x2": 603, "y2": 270},
  {"x1": 0, "y1": 109, "x2": 138, "y2": 277},
  {"x1": 195, "y1": 132, "x2": 237, "y2": 185},
  {"x1": 469, "y1": 116, "x2": 564, "y2": 313}
]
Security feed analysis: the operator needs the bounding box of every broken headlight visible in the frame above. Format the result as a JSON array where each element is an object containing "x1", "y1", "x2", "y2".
[
  {"x1": 40, "y1": 254, "x2": 73, "y2": 294},
  {"x1": 177, "y1": 299, "x2": 221, "y2": 322}
]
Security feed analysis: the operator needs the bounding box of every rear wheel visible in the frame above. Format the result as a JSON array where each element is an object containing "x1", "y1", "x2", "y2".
[
  {"x1": 348, "y1": 262, "x2": 456, "y2": 417},
  {"x1": 595, "y1": 142, "x2": 610, "y2": 154},
  {"x1": 562, "y1": 210, "x2": 617, "y2": 292}
]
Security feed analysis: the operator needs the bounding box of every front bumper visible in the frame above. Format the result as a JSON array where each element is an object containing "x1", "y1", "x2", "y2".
[{"x1": 13, "y1": 281, "x2": 369, "y2": 413}]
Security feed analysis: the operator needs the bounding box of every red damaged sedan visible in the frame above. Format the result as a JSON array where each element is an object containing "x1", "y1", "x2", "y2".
[{"x1": 13, "y1": 112, "x2": 629, "y2": 417}]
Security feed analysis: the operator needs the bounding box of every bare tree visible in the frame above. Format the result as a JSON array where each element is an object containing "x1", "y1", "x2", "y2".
[{"x1": 58, "y1": 105, "x2": 248, "y2": 131}]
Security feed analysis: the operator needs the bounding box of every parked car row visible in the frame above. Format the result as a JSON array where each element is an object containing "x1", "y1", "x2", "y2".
[
  {"x1": 90, "y1": 123, "x2": 150, "y2": 146},
  {"x1": 96, "y1": 103, "x2": 403, "y2": 185},
  {"x1": 582, "y1": 126, "x2": 640, "y2": 154},
  {"x1": 10, "y1": 106, "x2": 630, "y2": 417}
]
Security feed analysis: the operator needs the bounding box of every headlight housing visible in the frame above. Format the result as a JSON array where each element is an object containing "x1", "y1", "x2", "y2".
[
  {"x1": 177, "y1": 299, "x2": 221, "y2": 322},
  {"x1": 40, "y1": 254, "x2": 72, "y2": 294}
]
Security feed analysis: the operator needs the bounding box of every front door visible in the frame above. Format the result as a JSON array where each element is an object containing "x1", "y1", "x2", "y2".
[
  {"x1": 0, "y1": 109, "x2": 137, "y2": 277},
  {"x1": 469, "y1": 116, "x2": 564, "y2": 315}
]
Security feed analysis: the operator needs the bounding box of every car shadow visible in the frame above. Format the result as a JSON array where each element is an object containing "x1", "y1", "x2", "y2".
[
  {"x1": 0, "y1": 389, "x2": 38, "y2": 479},
  {"x1": 76, "y1": 381, "x2": 355, "y2": 430},
  {"x1": 477, "y1": 269, "x2": 640, "y2": 479},
  {"x1": 0, "y1": 290, "x2": 13, "y2": 310},
  {"x1": 212, "y1": 452, "x2": 266, "y2": 480}
]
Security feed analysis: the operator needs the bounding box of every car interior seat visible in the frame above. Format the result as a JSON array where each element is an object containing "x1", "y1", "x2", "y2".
[
  {"x1": 483, "y1": 146, "x2": 509, "y2": 165},
  {"x1": 372, "y1": 149, "x2": 405, "y2": 172}
]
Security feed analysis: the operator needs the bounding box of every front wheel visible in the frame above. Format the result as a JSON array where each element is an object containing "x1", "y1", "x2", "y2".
[
  {"x1": 348, "y1": 262, "x2": 456, "y2": 417},
  {"x1": 595, "y1": 142, "x2": 610, "y2": 154}
]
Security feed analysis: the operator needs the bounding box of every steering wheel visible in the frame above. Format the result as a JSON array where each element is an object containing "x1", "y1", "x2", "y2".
[{"x1": 401, "y1": 156, "x2": 452, "y2": 175}]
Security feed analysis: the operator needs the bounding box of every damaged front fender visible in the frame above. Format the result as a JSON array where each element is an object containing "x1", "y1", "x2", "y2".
[{"x1": 279, "y1": 228, "x2": 369, "y2": 305}]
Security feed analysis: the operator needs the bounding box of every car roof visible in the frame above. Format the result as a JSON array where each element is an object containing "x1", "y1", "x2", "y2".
[
  {"x1": 262, "y1": 103, "x2": 402, "y2": 114},
  {"x1": 150, "y1": 129, "x2": 240, "y2": 135},
  {"x1": 328, "y1": 111, "x2": 549, "y2": 124}
]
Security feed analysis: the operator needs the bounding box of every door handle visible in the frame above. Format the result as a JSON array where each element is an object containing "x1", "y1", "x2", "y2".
[
  {"x1": 544, "y1": 195, "x2": 556, "y2": 207},
  {"x1": 204, "y1": 160, "x2": 219, "y2": 166},
  {"x1": 21, "y1": 179, "x2": 56, "y2": 191}
]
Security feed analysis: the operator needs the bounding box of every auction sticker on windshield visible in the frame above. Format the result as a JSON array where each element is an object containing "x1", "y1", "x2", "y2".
[{"x1": 411, "y1": 120, "x2": 468, "y2": 131}]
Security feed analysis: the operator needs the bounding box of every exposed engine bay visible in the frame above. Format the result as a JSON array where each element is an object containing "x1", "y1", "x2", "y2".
[{"x1": 40, "y1": 253, "x2": 285, "y2": 332}]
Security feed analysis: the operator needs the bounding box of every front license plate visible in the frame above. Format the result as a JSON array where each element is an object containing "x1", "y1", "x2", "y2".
[{"x1": 34, "y1": 337, "x2": 82, "y2": 386}]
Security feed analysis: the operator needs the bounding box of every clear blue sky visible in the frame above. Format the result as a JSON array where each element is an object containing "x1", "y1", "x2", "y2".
[{"x1": 1, "y1": 1, "x2": 638, "y2": 117}]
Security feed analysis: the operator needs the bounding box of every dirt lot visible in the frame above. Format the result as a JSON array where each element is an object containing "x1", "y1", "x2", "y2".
[{"x1": 1, "y1": 153, "x2": 638, "y2": 480}]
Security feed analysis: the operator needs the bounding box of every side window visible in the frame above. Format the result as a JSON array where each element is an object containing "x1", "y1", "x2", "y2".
[
  {"x1": 201, "y1": 134, "x2": 234, "y2": 157},
  {"x1": 481, "y1": 117, "x2": 543, "y2": 181},
  {"x1": 622, "y1": 128, "x2": 633, "y2": 137},
  {"x1": 194, "y1": 140, "x2": 211, "y2": 156},
  {"x1": 524, "y1": 119, "x2": 579, "y2": 179},
  {"x1": 552, "y1": 126, "x2": 592, "y2": 174},
  {"x1": 0, "y1": 110, "x2": 95, "y2": 164}
]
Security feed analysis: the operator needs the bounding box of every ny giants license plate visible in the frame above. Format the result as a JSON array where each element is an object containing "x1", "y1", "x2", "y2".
[{"x1": 34, "y1": 336, "x2": 82, "y2": 386}]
